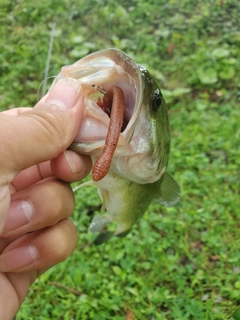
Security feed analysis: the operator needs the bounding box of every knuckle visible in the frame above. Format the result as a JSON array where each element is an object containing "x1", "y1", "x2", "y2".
[
  {"x1": 26, "y1": 106, "x2": 69, "y2": 153},
  {"x1": 48, "y1": 220, "x2": 77, "y2": 262},
  {"x1": 36, "y1": 180, "x2": 74, "y2": 223}
]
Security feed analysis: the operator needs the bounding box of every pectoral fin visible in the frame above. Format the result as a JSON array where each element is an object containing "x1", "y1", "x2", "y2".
[
  {"x1": 88, "y1": 214, "x2": 111, "y2": 233},
  {"x1": 152, "y1": 172, "x2": 180, "y2": 207}
]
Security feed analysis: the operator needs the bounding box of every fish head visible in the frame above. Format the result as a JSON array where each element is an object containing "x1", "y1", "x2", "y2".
[
  {"x1": 123, "y1": 65, "x2": 170, "y2": 183},
  {"x1": 53, "y1": 48, "x2": 171, "y2": 184}
]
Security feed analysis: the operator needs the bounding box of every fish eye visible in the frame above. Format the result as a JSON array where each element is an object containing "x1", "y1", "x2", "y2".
[{"x1": 152, "y1": 89, "x2": 162, "y2": 112}]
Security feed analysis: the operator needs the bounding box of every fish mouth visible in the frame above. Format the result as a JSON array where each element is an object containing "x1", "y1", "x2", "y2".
[
  {"x1": 53, "y1": 49, "x2": 149, "y2": 182},
  {"x1": 58, "y1": 49, "x2": 143, "y2": 149}
]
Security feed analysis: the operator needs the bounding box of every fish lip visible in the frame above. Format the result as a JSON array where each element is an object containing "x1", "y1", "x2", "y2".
[{"x1": 59, "y1": 49, "x2": 144, "y2": 149}]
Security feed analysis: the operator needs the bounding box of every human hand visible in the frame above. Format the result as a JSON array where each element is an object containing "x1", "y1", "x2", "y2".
[{"x1": 0, "y1": 79, "x2": 92, "y2": 319}]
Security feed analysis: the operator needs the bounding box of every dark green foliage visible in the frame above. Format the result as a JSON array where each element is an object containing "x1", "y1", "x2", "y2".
[{"x1": 0, "y1": 0, "x2": 239, "y2": 319}]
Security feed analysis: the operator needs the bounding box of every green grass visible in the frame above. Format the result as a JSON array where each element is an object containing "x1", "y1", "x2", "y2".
[{"x1": 1, "y1": 0, "x2": 240, "y2": 319}]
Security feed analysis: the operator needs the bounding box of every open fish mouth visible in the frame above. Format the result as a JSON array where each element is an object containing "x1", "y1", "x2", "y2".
[
  {"x1": 60, "y1": 49, "x2": 142, "y2": 140},
  {"x1": 54, "y1": 49, "x2": 144, "y2": 181}
]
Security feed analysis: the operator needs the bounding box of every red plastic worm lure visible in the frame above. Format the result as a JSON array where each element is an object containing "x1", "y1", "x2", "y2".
[{"x1": 92, "y1": 86, "x2": 125, "y2": 181}]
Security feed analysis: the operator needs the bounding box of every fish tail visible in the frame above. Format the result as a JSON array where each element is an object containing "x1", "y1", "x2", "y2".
[{"x1": 93, "y1": 231, "x2": 116, "y2": 245}]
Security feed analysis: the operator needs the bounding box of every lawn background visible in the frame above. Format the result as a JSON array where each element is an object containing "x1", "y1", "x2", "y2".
[{"x1": 0, "y1": 0, "x2": 240, "y2": 319}]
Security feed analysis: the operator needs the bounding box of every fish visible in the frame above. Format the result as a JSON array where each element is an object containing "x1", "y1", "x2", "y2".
[{"x1": 53, "y1": 48, "x2": 180, "y2": 244}]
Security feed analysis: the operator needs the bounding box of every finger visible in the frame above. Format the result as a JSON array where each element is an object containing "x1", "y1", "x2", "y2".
[
  {"x1": 10, "y1": 160, "x2": 52, "y2": 192},
  {"x1": 0, "y1": 219, "x2": 78, "y2": 272},
  {"x1": 0, "y1": 271, "x2": 37, "y2": 318},
  {"x1": 51, "y1": 151, "x2": 92, "y2": 182},
  {"x1": 11, "y1": 151, "x2": 92, "y2": 191},
  {"x1": 1, "y1": 178, "x2": 75, "y2": 237},
  {"x1": 0, "y1": 237, "x2": 16, "y2": 253},
  {"x1": 0, "y1": 78, "x2": 83, "y2": 180}
]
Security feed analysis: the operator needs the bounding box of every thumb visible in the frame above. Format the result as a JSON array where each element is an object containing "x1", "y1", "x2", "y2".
[{"x1": 0, "y1": 78, "x2": 84, "y2": 180}]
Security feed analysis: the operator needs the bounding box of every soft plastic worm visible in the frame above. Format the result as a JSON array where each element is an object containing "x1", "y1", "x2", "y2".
[{"x1": 92, "y1": 86, "x2": 125, "y2": 181}]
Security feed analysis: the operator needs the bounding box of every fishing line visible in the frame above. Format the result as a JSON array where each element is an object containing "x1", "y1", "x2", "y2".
[
  {"x1": 37, "y1": 76, "x2": 57, "y2": 101},
  {"x1": 72, "y1": 180, "x2": 94, "y2": 193},
  {"x1": 41, "y1": 22, "x2": 56, "y2": 98}
]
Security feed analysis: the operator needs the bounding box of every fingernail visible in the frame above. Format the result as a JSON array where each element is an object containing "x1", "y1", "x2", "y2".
[
  {"x1": 46, "y1": 78, "x2": 81, "y2": 110},
  {"x1": 3, "y1": 200, "x2": 34, "y2": 234},
  {"x1": 0, "y1": 245, "x2": 38, "y2": 271},
  {"x1": 64, "y1": 150, "x2": 83, "y2": 174}
]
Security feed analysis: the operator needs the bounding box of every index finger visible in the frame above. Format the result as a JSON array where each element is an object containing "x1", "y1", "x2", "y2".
[{"x1": 11, "y1": 151, "x2": 92, "y2": 191}]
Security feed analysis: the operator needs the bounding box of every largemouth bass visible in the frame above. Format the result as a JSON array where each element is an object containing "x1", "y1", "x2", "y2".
[{"x1": 53, "y1": 48, "x2": 180, "y2": 244}]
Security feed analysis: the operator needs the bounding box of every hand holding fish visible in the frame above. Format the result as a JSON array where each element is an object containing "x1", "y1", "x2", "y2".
[{"x1": 0, "y1": 80, "x2": 91, "y2": 319}]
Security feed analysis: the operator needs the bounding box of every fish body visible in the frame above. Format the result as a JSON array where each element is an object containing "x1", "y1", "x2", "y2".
[{"x1": 54, "y1": 49, "x2": 180, "y2": 244}]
